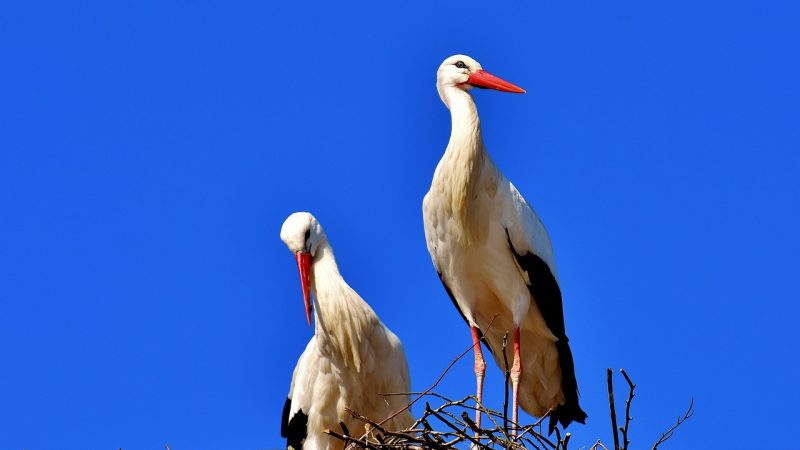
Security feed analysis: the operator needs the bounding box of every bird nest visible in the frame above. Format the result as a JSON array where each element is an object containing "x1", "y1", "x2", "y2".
[{"x1": 327, "y1": 369, "x2": 693, "y2": 450}]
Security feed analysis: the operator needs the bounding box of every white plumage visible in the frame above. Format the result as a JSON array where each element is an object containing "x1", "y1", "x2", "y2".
[
  {"x1": 280, "y1": 212, "x2": 414, "y2": 450},
  {"x1": 422, "y1": 55, "x2": 586, "y2": 433}
]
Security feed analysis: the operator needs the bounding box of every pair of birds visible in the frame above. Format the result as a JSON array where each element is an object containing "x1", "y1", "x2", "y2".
[{"x1": 279, "y1": 55, "x2": 588, "y2": 450}]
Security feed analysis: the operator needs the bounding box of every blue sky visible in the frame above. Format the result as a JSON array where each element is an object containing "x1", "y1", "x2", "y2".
[{"x1": 1, "y1": 1, "x2": 799, "y2": 449}]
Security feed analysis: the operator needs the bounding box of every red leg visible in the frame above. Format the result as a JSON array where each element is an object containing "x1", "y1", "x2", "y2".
[
  {"x1": 471, "y1": 326, "x2": 486, "y2": 431},
  {"x1": 510, "y1": 326, "x2": 522, "y2": 436}
]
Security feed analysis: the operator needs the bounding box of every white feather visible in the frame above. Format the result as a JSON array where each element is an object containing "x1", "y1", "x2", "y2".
[
  {"x1": 423, "y1": 56, "x2": 576, "y2": 418},
  {"x1": 282, "y1": 214, "x2": 414, "y2": 450}
]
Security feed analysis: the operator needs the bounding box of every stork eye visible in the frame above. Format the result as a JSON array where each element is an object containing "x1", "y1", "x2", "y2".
[
  {"x1": 455, "y1": 61, "x2": 468, "y2": 69},
  {"x1": 304, "y1": 228, "x2": 311, "y2": 250}
]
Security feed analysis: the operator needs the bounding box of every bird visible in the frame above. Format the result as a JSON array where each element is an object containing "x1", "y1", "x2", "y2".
[
  {"x1": 422, "y1": 55, "x2": 587, "y2": 434},
  {"x1": 279, "y1": 212, "x2": 415, "y2": 450}
]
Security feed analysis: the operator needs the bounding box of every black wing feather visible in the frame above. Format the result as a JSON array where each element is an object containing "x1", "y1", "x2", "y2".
[
  {"x1": 505, "y1": 229, "x2": 587, "y2": 433},
  {"x1": 281, "y1": 397, "x2": 308, "y2": 450}
]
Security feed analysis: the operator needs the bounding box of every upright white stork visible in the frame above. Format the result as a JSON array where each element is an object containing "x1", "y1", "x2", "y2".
[
  {"x1": 422, "y1": 55, "x2": 587, "y2": 434},
  {"x1": 279, "y1": 212, "x2": 414, "y2": 450}
]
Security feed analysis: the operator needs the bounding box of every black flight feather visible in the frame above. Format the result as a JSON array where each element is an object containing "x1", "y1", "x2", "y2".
[
  {"x1": 281, "y1": 397, "x2": 308, "y2": 450},
  {"x1": 505, "y1": 229, "x2": 587, "y2": 433}
]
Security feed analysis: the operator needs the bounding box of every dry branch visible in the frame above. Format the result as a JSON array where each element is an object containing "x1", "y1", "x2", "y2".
[
  {"x1": 606, "y1": 368, "x2": 620, "y2": 450},
  {"x1": 619, "y1": 369, "x2": 635, "y2": 450},
  {"x1": 327, "y1": 356, "x2": 691, "y2": 450},
  {"x1": 651, "y1": 398, "x2": 694, "y2": 450}
]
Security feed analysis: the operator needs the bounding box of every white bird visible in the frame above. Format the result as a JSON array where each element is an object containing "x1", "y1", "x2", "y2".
[
  {"x1": 422, "y1": 55, "x2": 587, "y2": 434},
  {"x1": 279, "y1": 212, "x2": 414, "y2": 450}
]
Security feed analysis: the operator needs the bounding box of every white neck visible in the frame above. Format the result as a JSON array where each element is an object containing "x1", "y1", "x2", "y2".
[
  {"x1": 309, "y1": 240, "x2": 341, "y2": 323},
  {"x1": 434, "y1": 86, "x2": 491, "y2": 244},
  {"x1": 308, "y1": 241, "x2": 373, "y2": 372},
  {"x1": 441, "y1": 87, "x2": 482, "y2": 148}
]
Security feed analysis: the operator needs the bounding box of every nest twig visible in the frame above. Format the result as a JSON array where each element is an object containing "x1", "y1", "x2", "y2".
[
  {"x1": 328, "y1": 391, "x2": 561, "y2": 450},
  {"x1": 325, "y1": 367, "x2": 693, "y2": 450},
  {"x1": 326, "y1": 331, "x2": 692, "y2": 449}
]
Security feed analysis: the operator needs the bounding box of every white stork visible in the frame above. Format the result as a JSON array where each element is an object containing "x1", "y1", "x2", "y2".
[
  {"x1": 279, "y1": 212, "x2": 414, "y2": 450},
  {"x1": 422, "y1": 55, "x2": 587, "y2": 434}
]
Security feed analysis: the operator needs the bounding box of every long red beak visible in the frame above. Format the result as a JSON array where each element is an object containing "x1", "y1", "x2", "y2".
[
  {"x1": 468, "y1": 69, "x2": 526, "y2": 93},
  {"x1": 295, "y1": 251, "x2": 312, "y2": 326}
]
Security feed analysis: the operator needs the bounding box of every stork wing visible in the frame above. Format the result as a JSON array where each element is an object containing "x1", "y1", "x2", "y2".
[
  {"x1": 500, "y1": 180, "x2": 587, "y2": 431},
  {"x1": 501, "y1": 181, "x2": 558, "y2": 278},
  {"x1": 423, "y1": 191, "x2": 491, "y2": 352},
  {"x1": 501, "y1": 181, "x2": 563, "y2": 335},
  {"x1": 423, "y1": 192, "x2": 469, "y2": 323},
  {"x1": 281, "y1": 337, "x2": 316, "y2": 450},
  {"x1": 421, "y1": 192, "x2": 443, "y2": 275},
  {"x1": 377, "y1": 324, "x2": 416, "y2": 410}
]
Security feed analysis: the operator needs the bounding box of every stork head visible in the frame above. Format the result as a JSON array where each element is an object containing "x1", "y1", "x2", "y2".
[
  {"x1": 436, "y1": 54, "x2": 526, "y2": 93},
  {"x1": 436, "y1": 54, "x2": 525, "y2": 106},
  {"x1": 280, "y1": 212, "x2": 327, "y2": 326}
]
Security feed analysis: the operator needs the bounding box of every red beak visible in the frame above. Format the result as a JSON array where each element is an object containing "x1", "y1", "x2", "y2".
[
  {"x1": 295, "y1": 251, "x2": 312, "y2": 326},
  {"x1": 467, "y1": 69, "x2": 526, "y2": 93}
]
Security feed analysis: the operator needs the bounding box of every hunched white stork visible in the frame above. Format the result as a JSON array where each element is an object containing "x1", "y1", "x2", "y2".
[
  {"x1": 280, "y1": 212, "x2": 414, "y2": 450},
  {"x1": 422, "y1": 55, "x2": 587, "y2": 434}
]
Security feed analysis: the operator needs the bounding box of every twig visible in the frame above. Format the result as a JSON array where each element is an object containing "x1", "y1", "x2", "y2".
[
  {"x1": 619, "y1": 369, "x2": 635, "y2": 450},
  {"x1": 473, "y1": 393, "x2": 512, "y2": 443},
  {"x1": 328, "y1": 366, "x2": 690, "y2": 450},
  {"x1": 375, "y1": 315, "x2": 498, "y2": 428},
  {"x1": 516, "y1": 410, "x2": 551, "y2": 442},
  {"x1": 345, "y1": 407, "x2": 440, "y2": 449},
  {"x1": 607, "y1": 368, "x2": 620, "y2": 450},
  {"x1": 651, "y1": 398, "x2": 694, "y2": 450},
  {"x1": 326, "y1": 428, "x2": 383, "y2": 450},
  {"x1": 527, "y1": 428, "x2": 558, "y2": 450},
  {"x1": 425, "y1": 402, "x2": 487, "y2": 449}
]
